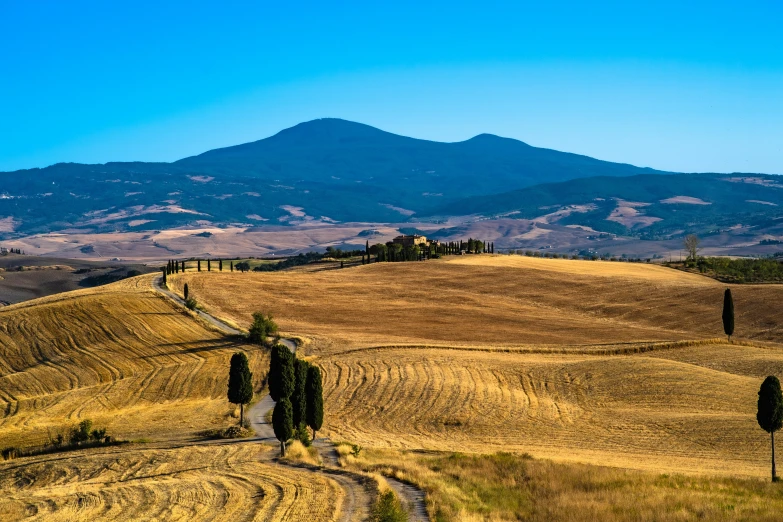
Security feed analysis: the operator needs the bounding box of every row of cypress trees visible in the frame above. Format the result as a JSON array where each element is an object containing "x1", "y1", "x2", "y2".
[
  {"x1": 269, "y1": 344, "x2": 323, "y2": 456},
  {"x1": 164, "y1": 258, "x2": 234, "y2": 275}
]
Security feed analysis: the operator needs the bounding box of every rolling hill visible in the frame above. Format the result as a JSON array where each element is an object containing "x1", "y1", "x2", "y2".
[{"x1": 0, "y1": 119, "x2": 668, "y2": 238}]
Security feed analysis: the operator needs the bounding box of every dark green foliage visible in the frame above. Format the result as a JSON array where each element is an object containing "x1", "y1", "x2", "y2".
[
  {"x1": 252, "y1": 252, "x2": 323, "y2": 271},
  {"x1": 235, "y1": 261, "x2": 250, "y2": 272},
  {"x1": 722, "y1": 289, "x2": 735, "y2": 340},
  {"x1": 185, "y1": 296, "x2": 197, "y2": 310},
  {"x1": 272, "y1": 397, "x2": 294, "y2": 456},
  {"x1": 758, "y1": 376, "x2": 783, "y2": 434},
  {"x1": 219, "y1": 259, "x2": 223, "y2": 271},
  {"x1": 695, "y1": 257, "x2": 783, "y2": 283},
  {"x1": 295, "y1": 422, "x2": 312, "y2": 447},
  {"x1": 758, "y1": 376, "x2": 783, "y2": 480},
  {"x1": 182, "y1": 260, "x2": 186, "y2": 272},
  {"x1": 227, "y1": 352, "x2": 254, "y2": 427},
  {"x1": 230, "y1": 261, "x2": 234, "y2": 272},
  {"x1": 248, "y1": 312, "x2": 278, "y2": 344},
  {"x1": 306, "y1": 364, "x2": 324, "y2": 440},
  {"x1": 370, "y1": 490, "x2": 408, "y2": 522},
  {"x1": 183, "y1": 283, "x2": 189, "y2": 300},
  {"x1": 197, "y1": 260, "x2": 201, "y2": 271},
  {"x1": 70, "y1": 419, "x2": 93, "y2": 444},
  {"x1": 208, "y1": 259, "x2": 211, "y2": 271},
  {"x1": 292, "y1": 358, "x2": 309, "y2": 428},
  {"x1": 269, "y1": 344, "x2": 294, "y2": 402},
  {"x1": 162, "y1": 268, "x2": 167, "y2": 285}
]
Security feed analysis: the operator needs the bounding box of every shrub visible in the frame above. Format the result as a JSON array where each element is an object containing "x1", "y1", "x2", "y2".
[
  {"x1": 370, "y1": 490, "x2": 408, "y2": 522},
  {"x1": 70, "y1": 419, "x2": 93, "y2": 445},
  {"x1": 295, "y1": 423, "x2": 312, "y2": 447},
  {"x1": 185, "y1": 297, "x2": 198, "y2": 310},
  {"x1": 248, "y1": 312, "x2": 278, "y2": 344}
]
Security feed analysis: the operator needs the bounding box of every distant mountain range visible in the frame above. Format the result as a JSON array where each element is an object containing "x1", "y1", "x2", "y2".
[{"x1": 1, "y1": 118, "x2": 782, "y2": 250}]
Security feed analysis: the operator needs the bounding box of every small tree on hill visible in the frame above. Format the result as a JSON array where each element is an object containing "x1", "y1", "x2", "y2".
[
  {"x1": 162, "y1": 268, "x2": 167, "y2": 285},
  {"x1": 227, "y1": 352, "x2": 254, "y2": 427},
  {"x1": 248, "y1": 312, "x2": 278, "y2": 345},
  {"x1": 182, "y1": 261, "x2": 186, "y2": 272},
  {"x1": 723, "y1": 288, "x2": 735, "y2": 342},
  {"x1": 208, "y1": 259, "x2": 211, "y2": 271},
  {"x1": 184, "y1": 283, "x2": 189, "y2": 300},
  {"x1": 219, "y1": 259, "x2": 223, "y2": 271},
  {"x1": 269, "y1": 344, "x2": 294, "y2": 402},
  {"x1": 758, "y1": 376, "x2": 783, "y2": 481},
  {"x1": 230, "y1": 261, "x2": 234, "y2": 272},
  {"x1": 684, "y1": 234, "x2": 700, "y2": 262},
  {"x1": 306, "y1": 364, "x2": 324, "y2": 441},
  {"x1": 292, "y1": 358, "x2": 309, "y2": 436},
  {"x1": 273, "y1": 397, "x2": 293, "y2": 456},
  {"x1": 198, "y1": 260, "x2": 201, "y2": 272}
]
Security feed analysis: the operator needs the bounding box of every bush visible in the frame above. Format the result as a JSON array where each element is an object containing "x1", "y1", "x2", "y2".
[
  {"x1": 70, "y1": 419, "x2": 92, "y2": 445},
  {"x1": 370, "y1": 490, "x2": 408, "y2": 522},
  {"x1": 185, "y1": 297, "x2": 198, "y2": 310},
  {"x1": 248, "y1": 312, "x2": 278, "y2": 344},
  {"x1": 295, "y1": 422, "x2": 312, "y2": 447}
]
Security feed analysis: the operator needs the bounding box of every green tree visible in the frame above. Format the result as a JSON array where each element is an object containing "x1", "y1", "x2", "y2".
[
  {"x1": 268, "y1": 344, "x2": 294, "y2": 402},
  {"x1": 227, "y1": 352, "x2": 254, "y2": 427},
  {"x1": 183, "y1": 283, "x2": 189, "y2": 300},
  {"x1": 723, "y1": 288, "x2": 735, "y2": 342},
  {"x1": 162, "y1": 268, "x2": 167, "y2": 285},
  {"x1": 219, "y1": 259, "x2": 223, "y2": 271},
  {"x1": 208, "y1": 259, "x2": 211, "y2": 271},
  {"x1": 272, "y1": 397, "x2": 294, "y2": 456},
  {"x1": 230, "y1": 261, "x2": 234, "y2": 272},
  {"x1": 248, "y1": 312, "x2": 278, "y2": 345},
  {"x1": 198, "y1": 260, "x2": 201, "y2": 272},
  {"x1": 292, "y1": 358, "x2": 308, "y2": 429},
  {"x1": 758, "y1": 376, "x2": 783, "y2": 481},
  {"x1": 306, "y1": 364, "x2": 324, "y2": 441}
]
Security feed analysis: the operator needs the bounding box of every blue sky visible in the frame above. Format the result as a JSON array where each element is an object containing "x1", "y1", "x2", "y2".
[{"x1": 1, "y1": 1, "x2": 781, "y2": 173}]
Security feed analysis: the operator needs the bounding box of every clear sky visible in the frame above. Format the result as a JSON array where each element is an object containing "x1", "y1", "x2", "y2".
[{"x1": 2, "y1": 1, "x2": 781, "y2": 173}]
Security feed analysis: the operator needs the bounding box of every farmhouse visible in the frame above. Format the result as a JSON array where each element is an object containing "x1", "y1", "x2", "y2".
[{"x1": 393, "y1": 234, "x2": 429, "y2": 248}]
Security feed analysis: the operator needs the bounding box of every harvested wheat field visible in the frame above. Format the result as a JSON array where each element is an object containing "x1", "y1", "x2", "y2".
[
  {"x1": 318, "y1": 344, "x2": 781, "y2": 477},
  {"x1": 171, "y1": 255, "x2": 783, "y2": 354},
  {"x1": 171, "y1": 255, "x2": 783, "y2": 478},
  {"x1": 0, "y1": 275, "x2": 268, "y2": 448},
  {"x1": 0, "y1": 443, "x2": 342, "y2": 521}
]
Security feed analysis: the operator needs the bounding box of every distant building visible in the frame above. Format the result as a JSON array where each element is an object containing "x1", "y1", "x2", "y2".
[{"x1": 393, "y1": 235, "x2": 429, "y2": 248}]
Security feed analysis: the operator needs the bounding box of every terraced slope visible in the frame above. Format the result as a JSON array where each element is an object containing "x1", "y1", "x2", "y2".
[
  {"x1": 0, "y1": 275, "x2": 268, "y2": 448},
  {"x1": 0, "y1": 443, "x2": 342, "y2": 521},
  {"x1": 318, "y1": 344, "x2": 782, "y2": 477},
  {"x1": 171, "y1": 255, "x2": 783, "y2": 353}
]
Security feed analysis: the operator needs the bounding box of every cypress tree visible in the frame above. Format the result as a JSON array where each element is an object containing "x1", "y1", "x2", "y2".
[
  {"x1": 198, "y1": 260, "x2": 201, "y2": 272},
  {"x1": 306, "y1": 365, "x2": 324, "y2": 441},
  {"x1": 208, "y1": 259, "x2": 211, "y2": 271},
  {"x1": 184, "y1": 283, "x2": 189, "y2": 300},
  {"x1": 219, "y1": 259, "x2": 223, "y2": 271},
  {"x1": 292, "y1": 358, "x2": 308, "y2": 429},
  {"x1": 162, "y1": 268, "x2": 167, "y2": 285},
  {"x1": 175, "y1": 260, "x2": 179, "y2": 274},
  {"x1": 268, "y1": 344, "x2": 294, "y2": 402},
  {"x1": 723, "y1": 288, "x2": 735, "y2": 342},
  {"x1": 272, "y1": 397, "x2": 293, "y2": 456},
  {"x1": 182, "y1": 260, "x2": 186, "y2": 272},
  {"x1": 227, "y1": 352, "x2": 254, "y2": 427},
  {"x1": 230, "y1": 261, "x2": 234, "y2": 272},
  {"x1": 758, "y1": 376, "x2": 783, "y2": 481}
]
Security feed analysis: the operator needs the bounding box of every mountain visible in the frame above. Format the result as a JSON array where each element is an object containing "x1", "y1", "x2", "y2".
[{"x1": 0, "y1": 119, "x2": 670, "y2": 238}]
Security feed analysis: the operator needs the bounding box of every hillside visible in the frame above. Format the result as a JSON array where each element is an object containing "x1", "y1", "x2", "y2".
[
  {"x1": 0, "y1": 119, "x2": 667, "y2": 238},
  {"x1": 172, "y1": 255, "x2": 783, "y2": 477}
]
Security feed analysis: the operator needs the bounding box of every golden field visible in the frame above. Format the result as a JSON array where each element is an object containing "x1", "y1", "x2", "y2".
[
  {"x1": 0, "y1": 443, "x2": 342, "y2": 521},
  {"x1": 2, "y1": 254, "x2": 783, "y2": 520},
  {"x1": 171, "y1": 255, "x2": 783, "y2": 352},
  {"x1": 0, "y1": 276, "x2": 268, "y2": 448},
  {"x1": 173, "y1": 255, "x2": 783, "y2": 478}
]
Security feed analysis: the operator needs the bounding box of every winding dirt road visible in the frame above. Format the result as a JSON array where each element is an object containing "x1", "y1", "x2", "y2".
[{"x1": 154, "y1": 274, "x2": 429, "y2": 521}]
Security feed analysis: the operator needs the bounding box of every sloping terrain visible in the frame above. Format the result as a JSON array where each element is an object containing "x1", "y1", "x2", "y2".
[
  {"x1": 0, "y1": 275, "x2": 267, "y2": 448},
  {"x1": 171, "y1": 255, "x2": 783, "y2": 352},
  {"x1": 0, "y1": 119, "x2": 666, "y2": 239},
  {"x1": 0, "y1": 444, "x2": 342, "y2": 522},
  {"x1": 173, "y1": 255, "x2": 783, "y2": 477}
]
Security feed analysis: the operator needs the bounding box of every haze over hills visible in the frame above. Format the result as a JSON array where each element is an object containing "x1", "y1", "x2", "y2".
[{"x1": 1, "y1": 118, "x2": 782, "y2": 259}]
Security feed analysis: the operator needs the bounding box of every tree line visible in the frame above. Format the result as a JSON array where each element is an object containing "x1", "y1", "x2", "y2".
[{"x1": 367, "y1": 238, "x2": 495, "y2": 263}]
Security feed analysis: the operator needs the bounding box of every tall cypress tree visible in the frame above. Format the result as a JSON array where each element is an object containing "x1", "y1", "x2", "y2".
[
  {"x1": 227, "y1": 352, "x2": 254, "y2": 427},
  {"x1": 758, "y1": 376, "x2": 783, "y2": 481},
  {"x1": 198, "y1": 260, "x2": 201, "y2": 272},
  {"x1": 208, "y1": 259, "x2": 211, "y2": 271},
  {"x1": 306, "y1": 365, "x2": 324, "y2": 441},
  {"x1": 723, "y1": 288, "x2": 735, "y2": 342},
  {"x1": 182, "y1": 260, "x2": 186, "y2": 272},
  {"x1": 269, "y1": 344, "x2": 294, "y2": 402},
  {"x1": 292, "y1": 358, "x2": 308, "y2": 430},
  {"x1": 184, "y1": 283, "x2": 189, "y2": 300},
  {"x1": 162, "y1": 268, "x2": 167, "y2": 285},
  {"x1": 273, "y1": 397, "x2": 293, "y2": 456},
  {"x1": 230, "y1": 261, "x2": 234, "y2": 272},
  {"x1": 219, "y1": 259, "x2": 223, "y2": 271}
]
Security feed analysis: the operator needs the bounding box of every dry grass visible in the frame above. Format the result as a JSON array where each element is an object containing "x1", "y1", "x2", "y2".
[
  {"x1": 172, "y1": 255, "x2": 783, "y2": 354},
  {"x1": 0, "y1": 443, "x2": 342, "y2": 521},
  {"x1": 339, "y1": 448, "x2": 783, "y2": 522},
  {"x1": 318, "y1": 345, "x2": 782, "y2": 477},
  {"x1": 0, "y1": 275, "x2": 268, "y2": 448}
]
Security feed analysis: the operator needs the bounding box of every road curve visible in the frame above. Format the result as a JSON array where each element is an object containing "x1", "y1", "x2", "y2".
[{"x1": 153, "y1": 274, "x2": 429, "y2": 521}]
